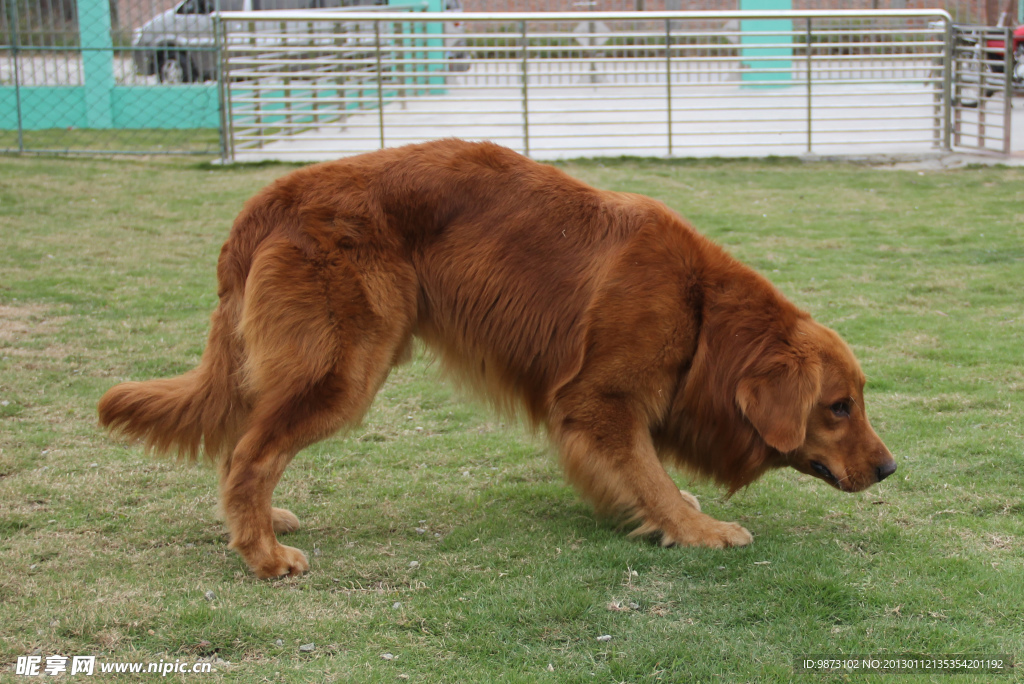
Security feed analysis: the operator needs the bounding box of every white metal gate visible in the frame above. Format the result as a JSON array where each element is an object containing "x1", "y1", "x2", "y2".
[
  {"x1": 949, "y1": 24, "x2": 1014, "y2": 155},
  {"x1": 217, "y1": 9, "x2": 960, "y2": 162}
]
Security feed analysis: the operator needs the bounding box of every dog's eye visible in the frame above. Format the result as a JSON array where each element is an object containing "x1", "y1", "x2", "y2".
[{"x1": 830, "y1": 400, "x2": 851, "y2": 418}]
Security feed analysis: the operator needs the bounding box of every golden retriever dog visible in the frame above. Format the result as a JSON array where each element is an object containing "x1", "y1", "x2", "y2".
[{"x1": 99, "y1": 139, "x2": 895, "y2": 579}]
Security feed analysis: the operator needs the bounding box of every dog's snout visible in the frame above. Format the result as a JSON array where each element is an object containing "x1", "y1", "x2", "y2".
[{"x1": 876, "y1": 460, "x2": 897, "y2": 482}]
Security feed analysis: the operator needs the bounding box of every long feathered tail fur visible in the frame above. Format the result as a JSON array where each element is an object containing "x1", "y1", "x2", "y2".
[
  {"x1": 97, "y1": 301, "x2": 245, "y2": 462},
  {"x1": 97, "y1": 202, "x2": 272, "y2": 463}
]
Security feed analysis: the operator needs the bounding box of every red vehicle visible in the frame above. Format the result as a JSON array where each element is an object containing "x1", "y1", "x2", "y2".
[{"x1": 985, "y1": 24, "x2": 1024, "y2": 88}]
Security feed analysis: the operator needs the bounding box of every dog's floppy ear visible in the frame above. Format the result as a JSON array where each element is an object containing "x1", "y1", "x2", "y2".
[{"x1": 736, "y1": 355, "x2": 822, "y2": 453}]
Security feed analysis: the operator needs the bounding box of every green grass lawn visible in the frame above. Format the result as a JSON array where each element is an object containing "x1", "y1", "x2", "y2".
[{"x1": 1, "y1": 154, "x2": 1021, "y2": 682}]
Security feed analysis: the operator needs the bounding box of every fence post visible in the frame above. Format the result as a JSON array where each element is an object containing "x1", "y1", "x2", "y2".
[
  {"x1": 931, "y1": 20, "x2": 943, "y2": 149},
  {"x1": 943, "y1": 21, "x2": 953, "y2": 151},
  {"x1": 665, "y1": 18, "x2": 672, "y2": 157},
  {"x1": 215, "y1": 15, "x2": 229, "y2": 162},
  {"x1": 77, "y1": 0, "x2": 115, "y2": 128},
  {"x1": 520, "y1": 20, "x2": 530, "y2": 157},
  {"x1": 1001, "y1": 25, "x2": 1011, "y2": 155},
  {"x1": 376, "y1": 19, "x2": 385, "y2": 149},
  {"x1": 805, "y1": 17, "x2": 811, "y2": 153},
  {"x1": 5, "y1": 0, "x2": 25, "y2": 151}
]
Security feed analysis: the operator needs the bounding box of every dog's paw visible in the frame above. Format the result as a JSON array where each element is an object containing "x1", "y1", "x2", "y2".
[
  {"x1": 271, "y1": 507, "x2": 301, "y2": 534},
  {"x1": 252, "y1": 544, "x2": 310, "y2": 579},
  {"x1": 697, "y1": 520, "x2": 753, "y2": 549},
  {"x1": 661, "y1": 517, "x2": 753, "y2": 549}
]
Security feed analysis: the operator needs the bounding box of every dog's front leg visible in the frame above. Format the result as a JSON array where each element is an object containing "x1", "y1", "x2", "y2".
[{"x1": 552, "y1": 396, "x2": 752, "y2": 549}]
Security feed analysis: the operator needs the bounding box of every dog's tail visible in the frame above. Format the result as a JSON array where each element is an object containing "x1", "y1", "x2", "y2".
[
  {"x1": 97, "y1": 199, "x2": 275, "y2": 463},
  {"x1": 97, "y1": 302, "x2": 245, "y2": 462}
]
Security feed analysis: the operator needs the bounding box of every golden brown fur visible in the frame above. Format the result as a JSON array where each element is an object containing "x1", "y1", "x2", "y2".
[{"x1": 98, "y1": 139, "x2": 895, "y2": 578}]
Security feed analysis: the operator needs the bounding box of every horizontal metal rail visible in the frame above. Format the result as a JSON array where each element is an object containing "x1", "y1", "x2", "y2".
[{"x1": 221, "y1": 9, "x2": 952, "y2": 22}]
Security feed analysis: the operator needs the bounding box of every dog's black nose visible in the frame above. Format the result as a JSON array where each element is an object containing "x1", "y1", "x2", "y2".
[{"x1": 876, "y1": 460, "x2": 897, "y2": 482}]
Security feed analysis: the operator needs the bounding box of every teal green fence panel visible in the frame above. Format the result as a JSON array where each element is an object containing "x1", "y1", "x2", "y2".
[
  {"x1": 740, "y1": 0, "x2": 793, "y2": 86},
  {"x1": 0, "y1": 85, "x2": 220, "y2": 129},
  {"x1": 2, "y1": 0, "x2": 221, "y2": 154}
]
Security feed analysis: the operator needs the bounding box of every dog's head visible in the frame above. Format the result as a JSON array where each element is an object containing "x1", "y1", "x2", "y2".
[{"x1": 736, "y1": 319, "x2": 895, "y2": 492}]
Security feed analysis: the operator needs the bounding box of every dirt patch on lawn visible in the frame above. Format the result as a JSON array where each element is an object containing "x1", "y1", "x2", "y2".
[
  {"x1": 0, "y1": 303, "x2": 66, "y2": 358},
  {"x1": 0, "y1": 303, "x2": 55, "y2": 338}
]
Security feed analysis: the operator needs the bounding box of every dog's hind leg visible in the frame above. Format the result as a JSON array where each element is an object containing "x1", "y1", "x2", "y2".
[
  {"x1": 552, "y1": 392, "x2": 752, "y2": 549},
  {"x1": 221, "y1": 367, "x2": 403, "y2": 578},
  {"x1": 220, "y1": 239, "x2": 415, "y2": 578}
]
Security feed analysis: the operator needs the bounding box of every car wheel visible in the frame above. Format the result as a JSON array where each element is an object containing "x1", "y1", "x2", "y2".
[{"x1": 157, "y1": 51, "x2": 192, "y2": 84}]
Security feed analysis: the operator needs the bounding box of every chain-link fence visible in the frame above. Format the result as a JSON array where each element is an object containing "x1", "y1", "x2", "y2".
[
  {"x1": 0, "y1": 0, "x2": 1010, "y2": 156},
  {"x1": 1, "y1": 0, "x2": 225, "y2": 154}
]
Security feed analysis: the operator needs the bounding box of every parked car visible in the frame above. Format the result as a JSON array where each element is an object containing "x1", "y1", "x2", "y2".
[
  {"x1": 132, "y1": 0, "x2": 243, "y2": 84},
  {"x1": 132, "y1": 0, "x2": 466, "y2": 84}
]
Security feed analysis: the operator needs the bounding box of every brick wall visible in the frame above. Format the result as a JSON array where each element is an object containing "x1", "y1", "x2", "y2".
[
  {"x1": 459, "y1": 0, "x2": 1004, "y2": 24},
  {"x1": 110, "y1": 0, "x2": 1010, "y2": 30}
]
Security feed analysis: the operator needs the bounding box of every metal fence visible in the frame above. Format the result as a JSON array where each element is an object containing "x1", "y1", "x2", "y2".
[
  {"x1": 0, "y1": 0, "x2": 400, "y2": 155},
  {"x1": 2, "y1": 1, "x2": 1017, "y2": 158},
  {"x1": 950, "y1": 24, "x2": 1014, "y2": 154},
  {"x1": 1, "y1": 0, "x2": 225, "y2": 154},
  {"x1": 220, "y1": 9, "x2": 964, "y2": 160}
]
